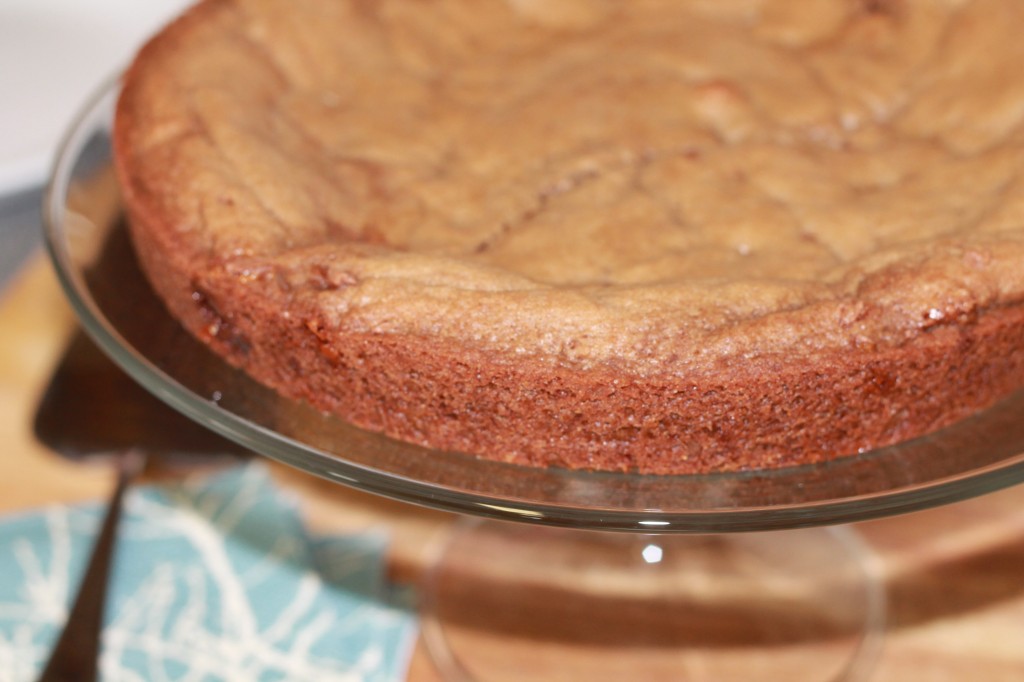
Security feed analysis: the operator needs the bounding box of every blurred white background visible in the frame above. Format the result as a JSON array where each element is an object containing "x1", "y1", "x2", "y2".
[{"x1": 0, "y1": 0, "x2": 190, "y2": 284}]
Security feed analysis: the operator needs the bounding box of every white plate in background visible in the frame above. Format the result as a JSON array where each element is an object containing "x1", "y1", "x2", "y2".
[{"x1": 0, "y1": 0, "x2": 191, "y2": 195}]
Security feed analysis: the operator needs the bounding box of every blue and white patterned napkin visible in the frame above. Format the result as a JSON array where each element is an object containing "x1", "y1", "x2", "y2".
[{"x1": 0, "y1": 464, "x2": 418, "y2": 681}]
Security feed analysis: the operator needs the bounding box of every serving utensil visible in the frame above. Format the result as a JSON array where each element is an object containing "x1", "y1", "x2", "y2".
[{"x1": 31, "y1": 329, "x2": 245, "y2": 681}]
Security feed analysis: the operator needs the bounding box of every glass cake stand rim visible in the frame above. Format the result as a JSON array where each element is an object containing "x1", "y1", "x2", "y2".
[{"x1": 41, "y1": 80, "x2": 1024, "y2": 533}]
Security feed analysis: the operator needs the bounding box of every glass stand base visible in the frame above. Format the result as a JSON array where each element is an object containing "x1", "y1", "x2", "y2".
[{"x1": 421, "y1": 519, "x2": 885, "y2": 682}]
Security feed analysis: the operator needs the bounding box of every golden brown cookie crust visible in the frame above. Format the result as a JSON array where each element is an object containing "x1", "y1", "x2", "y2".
[{"x1": 116, "y1": 0, "x2": 1024, "y2": 473}]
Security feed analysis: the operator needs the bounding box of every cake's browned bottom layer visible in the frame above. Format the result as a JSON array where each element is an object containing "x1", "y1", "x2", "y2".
[{"x1": 124, "y1": 199, "x2": 1024, "y2": 475}]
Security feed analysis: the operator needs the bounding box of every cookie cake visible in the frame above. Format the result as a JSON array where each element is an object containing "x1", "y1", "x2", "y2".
[{"x1": 114, "y1": 0, "x2": 1024, "y2": 474}]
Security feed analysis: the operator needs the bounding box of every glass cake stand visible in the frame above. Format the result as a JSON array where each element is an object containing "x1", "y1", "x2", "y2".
[{"x1": 43, "y1": 82, "x2": 1024, "y2": 681}]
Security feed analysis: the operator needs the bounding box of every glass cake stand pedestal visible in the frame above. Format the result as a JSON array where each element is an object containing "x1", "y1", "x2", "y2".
[
  {"x1": 43, "y1": 83, "x2": 1024, "y2": 681},
  {"x1": 419, "y1": 520, "x2": 883, "y2": 682}
]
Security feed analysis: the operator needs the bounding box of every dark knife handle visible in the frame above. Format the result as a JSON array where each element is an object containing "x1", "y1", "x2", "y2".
[{"x1": 36, "y1": 450, "x2": 145, "y2": 682}]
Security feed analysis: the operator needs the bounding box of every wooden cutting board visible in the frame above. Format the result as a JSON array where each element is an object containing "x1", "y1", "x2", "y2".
[{"x1": 2, "y1": 255, "x2": 1023, "y2": 681}]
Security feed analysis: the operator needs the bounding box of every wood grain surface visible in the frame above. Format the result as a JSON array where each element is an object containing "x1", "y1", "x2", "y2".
[{"x1": 2, "y1": 255, "x2": 1023, "y2": 681}]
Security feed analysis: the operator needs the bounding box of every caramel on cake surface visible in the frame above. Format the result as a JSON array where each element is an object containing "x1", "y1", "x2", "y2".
[{"x1": 115, "y1": 0, "x2": 1024, "y2": 472}]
